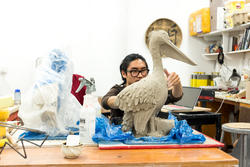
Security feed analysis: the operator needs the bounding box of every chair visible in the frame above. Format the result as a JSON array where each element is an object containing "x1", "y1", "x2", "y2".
[{"x1": 220, "y1": 122, "x2": 250, "y2": 167}]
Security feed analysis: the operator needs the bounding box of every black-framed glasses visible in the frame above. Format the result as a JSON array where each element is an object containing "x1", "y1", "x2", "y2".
[{"x1": 127, "y1": 69, "x2": 149, "y2": 77}]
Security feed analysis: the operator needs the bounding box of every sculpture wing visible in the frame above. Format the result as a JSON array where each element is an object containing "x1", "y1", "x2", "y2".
[{"x1": 115, "y1": 76, "x2": 163, "y2": 113}]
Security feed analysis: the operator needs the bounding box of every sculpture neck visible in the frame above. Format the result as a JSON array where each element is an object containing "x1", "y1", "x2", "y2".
[{"x1": 150, "y1": 47, "x2": 164, "y2": 73}]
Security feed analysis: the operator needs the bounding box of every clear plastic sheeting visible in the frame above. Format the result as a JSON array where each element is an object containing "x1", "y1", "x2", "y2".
[
  {"x1": 92, "y1": 113, "x2": 205, "y2": 145},
  {"x1": 18, "y1": 49, "x2": 81, "y2": 136}
]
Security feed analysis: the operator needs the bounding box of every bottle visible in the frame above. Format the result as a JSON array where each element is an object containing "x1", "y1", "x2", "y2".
[
  {"x1": 79, "y1": 114, "x2": 88, "y2": 144},
  {"x1": 0, "y1": 69, "x2": 12, "y2": 96},
  {"x1": 79, "y1": 98, "x2": 96, "y2": 145},
  {"x1": 14, "y1": 89, "x2": 21, "y2": 105}
]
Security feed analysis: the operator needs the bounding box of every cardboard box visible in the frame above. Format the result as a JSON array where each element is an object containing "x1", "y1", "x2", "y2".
[{"x1": 210, "y1": 0, "x2": 225, "y2": 31}]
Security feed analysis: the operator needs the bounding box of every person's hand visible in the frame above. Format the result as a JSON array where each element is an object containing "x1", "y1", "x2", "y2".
[
  {"x1": 164, "y1": 69, "x2": 183, "y2": 98},
  {"x1": 164, "y1": 69, "x2": 181, "y2": 89}
]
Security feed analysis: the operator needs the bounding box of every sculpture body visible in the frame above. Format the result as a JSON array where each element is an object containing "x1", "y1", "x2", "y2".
[{"x1": 115, "y1": 30, "x2": 196, "y2": 137}]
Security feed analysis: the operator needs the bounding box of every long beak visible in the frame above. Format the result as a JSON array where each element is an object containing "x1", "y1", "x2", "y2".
[
  {"x1": 150, "y1": 30, "x2": 196, "y2": 66},
  {"x1": 160, "y1": 38, "x2": 196, "y2": 66}
]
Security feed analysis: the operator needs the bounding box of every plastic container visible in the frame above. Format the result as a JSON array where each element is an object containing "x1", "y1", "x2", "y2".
[
  {"x1": 0, "y1": 69, "x2": 12, "y2": 96},
  {"x1": 189, "y1": 8, "x2": 211, "y2": 36},
  {"x1": 14, "y1": 89, "x2": 21, "y2": 105},
  {"x1": 79, "y1": 94, "x2": 96, "y2": 145},
  {"x1": 79, "y1": 114, "x2": 88, "y2": 144}
]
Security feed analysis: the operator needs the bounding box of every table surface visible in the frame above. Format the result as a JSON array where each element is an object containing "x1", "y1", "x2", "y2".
[
  {"x1": 161, "y1": 106, "x2": 211, "y2": 113},
  {"x1": 215, "y1": 91, "x2": 250, "y2": 105},
  {"x1": 0, "y1": 146, "x2": 238, "y2": 167}
]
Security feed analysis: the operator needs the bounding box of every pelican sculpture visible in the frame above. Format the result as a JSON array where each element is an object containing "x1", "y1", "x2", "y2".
[{"x1": 115, "y1": 30, "x2": 196, "y2": 137}]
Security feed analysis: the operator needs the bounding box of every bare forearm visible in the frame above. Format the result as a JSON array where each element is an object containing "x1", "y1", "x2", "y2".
[{"x1": 107, "y1": 96, "x2": 119, "y2": 109}]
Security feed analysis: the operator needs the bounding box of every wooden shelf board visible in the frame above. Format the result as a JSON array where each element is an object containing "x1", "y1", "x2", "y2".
[
  {"x1": 227, "y1": 49, "x2": 250, "y2": 54},
  {"x1": 202, "y1": 53, "x2": 218, "y2": 60},
  {"x1": 198, "y1": 22, "x2": 250, "y2": 38}
]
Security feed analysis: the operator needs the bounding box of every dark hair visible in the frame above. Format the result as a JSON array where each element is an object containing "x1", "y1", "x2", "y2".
[{"x1": 119, "y1": 53, "x2": 148, "y2": 85}]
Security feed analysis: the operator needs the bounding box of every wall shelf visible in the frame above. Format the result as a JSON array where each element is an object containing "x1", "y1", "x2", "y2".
[
  {"x1": 226, "y1": 49, "x2": 250, "y2": 55},
  {"x1": 198, "y1": 22, "x2": 250, "y2": 38},
  {"x1": 202, "y1": 49, "x2": 250, "y2": 61},
  {"x1": 199, "y1": 23, "x2": 250, "y2": 61},
  {"x1": 202, "y1": 53, "x2": 218, "y2": 60}
]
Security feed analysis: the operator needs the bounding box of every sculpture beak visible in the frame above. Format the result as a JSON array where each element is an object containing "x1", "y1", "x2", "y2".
[
  {"x1": 150, "y1": 30, "x2": 196, "y2": 66},
  {"x1": 160, "y1": 37, "x2": 196, "y2": 66}
]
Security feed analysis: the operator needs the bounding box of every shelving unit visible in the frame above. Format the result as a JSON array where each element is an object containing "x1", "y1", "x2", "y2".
[{"x1": 198, "y1": 23, "x2": 250, "y2": 61}]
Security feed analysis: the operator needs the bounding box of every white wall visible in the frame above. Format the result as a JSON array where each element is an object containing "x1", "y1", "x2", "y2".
[
  {"x1": 0, "y1": 0, "x2": 212, "y2": 96},
  {"x1": 126, "y1": 0, "x2": 211, "y2": 86}
]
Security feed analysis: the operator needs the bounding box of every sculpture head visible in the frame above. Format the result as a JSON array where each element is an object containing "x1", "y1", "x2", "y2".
[
  {"x1": 120, "y1": 54, "x2": 149, "y2": 86},
  {"x1": 148, "y1": 30, "x2": 196, "y2": 66}
]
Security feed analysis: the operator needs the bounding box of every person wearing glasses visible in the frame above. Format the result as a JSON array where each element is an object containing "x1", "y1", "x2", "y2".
[{"x1": 101, "y1": 53, "x2": 183, "y2": 125}]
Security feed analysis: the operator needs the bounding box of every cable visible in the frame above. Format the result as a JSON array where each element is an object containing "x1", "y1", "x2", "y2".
[{"x1": 215, "y1": 98, "x2": 225, "y2": 113}]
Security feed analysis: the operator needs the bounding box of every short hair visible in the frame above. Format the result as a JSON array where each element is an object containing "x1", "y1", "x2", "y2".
[{"x1": 119, "y1": 53, "x2": 148, "y2": 85}]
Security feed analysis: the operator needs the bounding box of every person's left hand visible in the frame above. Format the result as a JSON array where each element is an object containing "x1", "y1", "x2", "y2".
[{"x1": 164, "y1": 69, "x2": 181, "y2": 89}]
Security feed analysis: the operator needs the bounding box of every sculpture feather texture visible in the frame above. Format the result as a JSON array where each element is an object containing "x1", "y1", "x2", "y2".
[{"x1": 115, "y1": 30, "x2": 196, "y2": 137}]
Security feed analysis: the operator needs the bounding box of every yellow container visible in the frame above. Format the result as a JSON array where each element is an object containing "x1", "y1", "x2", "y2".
[
  {"x1": 0, "y1": 108, "x2": 9, "y2": 138},
  {"x1": 0, "y1": 138, "x2": 8, "y2": 147},
  {"x1": 224, "y1": 0, "x2": 245, "y2": 27},
  {"x1": 225, "y1": 0, "x2": 245, "y2": 13},
  {"x1": 0, "y1": 126, "x2": 6, "y2": 138},
  {"x1": 0, "y1": 108, "x2": 9, "y2": 121},
  {"x1": 189, "y1": 13, "x2": 197, "y2": 36},
  {"x1": 189, "y1": 8, "x2": 211, "y2": 36}
]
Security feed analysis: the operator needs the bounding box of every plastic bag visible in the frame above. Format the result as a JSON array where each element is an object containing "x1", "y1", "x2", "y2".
[
  {"x1": 18, "y1": 49, "x2": 81, "y2": 136},
  {"x1": 92, "y1": 112, "x2": 205, "y2": 145},
  {"x1": 92, "y1": 115, "x2": 133, "y2": 143}
]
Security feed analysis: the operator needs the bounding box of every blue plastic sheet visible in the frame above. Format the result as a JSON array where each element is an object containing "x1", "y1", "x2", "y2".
[
  {"x1": 18, "y1": 127, "x2": 79, "y2": 140},
  {"x1": 92, "y1": 113, "x2": 206, "y2": 145}
]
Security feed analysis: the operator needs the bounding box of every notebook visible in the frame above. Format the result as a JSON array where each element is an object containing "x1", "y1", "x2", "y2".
[{"x1": 162, "y1": 86, "x2": 202, "y2": 111}]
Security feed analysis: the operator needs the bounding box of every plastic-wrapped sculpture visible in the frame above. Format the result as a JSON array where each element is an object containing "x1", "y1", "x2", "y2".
[
  {"x1": 18, "y1": 49, "x2": 81, "y2": 136},
  {"x1": 115, "y1": 30, "x2": 196, "y2": 137}
]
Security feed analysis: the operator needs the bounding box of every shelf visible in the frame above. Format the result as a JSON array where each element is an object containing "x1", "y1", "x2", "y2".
[
  {"x1": 202, "y1": 49, "x2": 250, "y2": 60},
  {"x1": 202, "y1": 53, "x2": 218, "y2": 60},
  {"x1": 199, "y1": 23, "x2": 250, "y2": 61},
  {"x1": 226, "y1": 49, "x2": 250, "y2": 55},
  {"x1": 198, "y1": 22, "x2": 250, "y2": 38}
]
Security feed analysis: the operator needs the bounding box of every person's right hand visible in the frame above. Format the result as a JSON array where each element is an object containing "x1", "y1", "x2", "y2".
[{"x1": 164, "y1": 69, "x2": 181, "y2": 89}]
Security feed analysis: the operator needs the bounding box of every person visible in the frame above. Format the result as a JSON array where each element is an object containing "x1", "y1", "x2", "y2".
[{"x1": 101, "y1": 53, "x2": 183, "y2": 125}]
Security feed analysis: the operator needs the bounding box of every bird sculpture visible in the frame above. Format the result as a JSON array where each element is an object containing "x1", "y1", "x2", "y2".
[{"x1": 115, "y1": 30, "x2": 196, "y2": 137}]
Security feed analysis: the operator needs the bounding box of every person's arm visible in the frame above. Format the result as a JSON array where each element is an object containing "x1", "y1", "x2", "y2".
[
  {"x1": 106, "y1": 96, "x2": 119, "y2": 109},
  {"x1": 101, "y1": 85, "x2": 123, "y2": 110}
]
